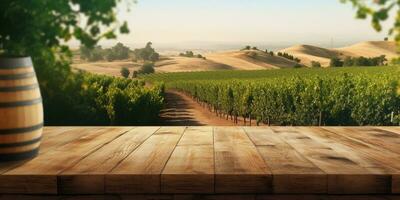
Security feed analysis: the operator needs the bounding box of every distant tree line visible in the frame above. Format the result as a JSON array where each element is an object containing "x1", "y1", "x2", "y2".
[
  {"x1": 330, "y1": 55, "x2": 387, "y2": 67},
  {"x1": 179, "y1": 51, "x2": 206, "y2": 59},
  {"x1": 80, "y1": 42, "x2": 130, "y2": 62},
  {"x1": 277, "y1": 52, "x2": 301, "y2": 63},
  {"x1": 132, "y1": 42, "x2": 160, "y2": 62},
  {"x1": 265, "y1": 49, "x2": 275, "y2": 56},
  {"x1": 241, "y1": 46, "x2": 260, "y2": 51},
  {"x1": 121, "y1": 62, "x2": 156, "y2": 78}
]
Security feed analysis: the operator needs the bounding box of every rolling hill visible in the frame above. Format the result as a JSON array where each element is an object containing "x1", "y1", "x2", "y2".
[
  {"x1": 72, "y1": 41, "x2": 398, "y2": 76},
  {"x1": 280, "y1": 41, "x2": 398, "y2": 67}
]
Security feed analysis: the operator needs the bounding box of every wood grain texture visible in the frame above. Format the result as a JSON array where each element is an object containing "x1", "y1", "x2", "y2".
[
  {"x1": 59, "y1": 127, "x2": 159, "y2": 194},
  {"x1": 0, "y1": 126, "x2": 397, "y2": 196},
  {"x1": 106, "y1": 127, "x2": 186, "y2": 194},
  {"x1": 244, "y1": 127, "x2": 326, "y2": 194},
  {"x1": 330, "y1": 127, "x2": 400, "y2": 155},
  {"x1": 0, "y1": 128, "x2": 130, "y2": 194},
  {"x1": 320, "y1": 127, "x2": 400, "y2": 171},
  {"x1": 271, "y1": 127, "x2": 390, "y2": 194},
  {"x1": 162, "y1": 127, "x2": 214, "y2": 194},
  {"x1": 214, "y1": 127, "x2": 272, "y2": 193}
]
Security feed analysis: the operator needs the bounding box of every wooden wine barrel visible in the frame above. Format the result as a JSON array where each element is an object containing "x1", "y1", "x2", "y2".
[{"x1": 0, "y1": 57, "x2": 43, "y2": 161}]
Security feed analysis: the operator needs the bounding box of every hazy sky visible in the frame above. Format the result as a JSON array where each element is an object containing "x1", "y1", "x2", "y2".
[{"x1": 101, "y1": 0, "x2": 394, "y2": 49}]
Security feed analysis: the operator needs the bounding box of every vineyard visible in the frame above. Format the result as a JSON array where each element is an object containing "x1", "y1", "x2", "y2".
[
  {"x1": 144, "y1": 66, "x2": 400, "y2": 125},
  {"x1": 44, "y1": 72, "x2": 165, "y2": 125}
]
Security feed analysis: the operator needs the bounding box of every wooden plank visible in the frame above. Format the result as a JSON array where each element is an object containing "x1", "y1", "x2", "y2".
[
  {"x1": 161, "y1": 127, "x2": 214, "y2": 194},
  {"x1": 59, "y1": 127, "x2": 160, "y2": 194},
  {"x1": 39, "y1": 127, "x2": 104, "y2": 153},
  {"x1": 297, "y1": 127, "x2": 397, "y2": 174},
  {"x1": 42, "y1": 127, "x2": 77, "y2": 140},
  {"x1": 271, "y1": 127, "x2": 390, "y2": 194},
  {"x1": 318, "y1": 127, "x2": 400, "y2": 171},
  {"x1": 178, "y1": 126, "x2": 214, "y2": 146},
  {"x1": 0, "y1": 127, "x2": 131, "y2": 194},
  {"x1": 214, "y1": 127, "x2": 272, "y2": 194},
  {"x1": 317, "y1": 127, "x2": 400, "y2": 195},
  {"x1": 377, "y1": 127, "x2": 400, "y2": 135},
  {"x1": 106, "y1": 127, "x2": 186, "y2": 194},
  {"x1": 331, "y1": 127, "x2": 400, "y2": 155},
  {"x1": 244, "y1": 127, "x2": 326, "y2": 194}
]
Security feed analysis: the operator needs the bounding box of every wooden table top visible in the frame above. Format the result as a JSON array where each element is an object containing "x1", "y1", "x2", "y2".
[{"x1": 0, "y1": 126, "x2": 399, "y2": 196}]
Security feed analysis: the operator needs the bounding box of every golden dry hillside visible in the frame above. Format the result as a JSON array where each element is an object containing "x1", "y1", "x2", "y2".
[
  {"x1": 280, "y1": 41, "x2": 398, "y2": 67},
  {"x1": 337, "y1": 41, "x2": 398, "y2": 60},
  {"x1": 72, "y1": 60, "x2": 140, "y2": 77},
  {"x1": 72, "y1": 41, "x2": 399, "y2": 76},
  {"x1": 155, "y1": 56, "x2": 233, "y2": 72},
  {"x1": 205, "y1": 50, "x2": 298, "y2": 70}
]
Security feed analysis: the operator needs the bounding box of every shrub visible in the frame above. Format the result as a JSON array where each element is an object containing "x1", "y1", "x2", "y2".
[
  {"x1": 120, "y1": 67, "x2": 130, "y2": 78},
  {"x1": 311, "y1": 61, "x2": 321, "y2": 68},
  {"x1": 330, "y1": 57, "x2": 344, "y2": 67},
  {"x1": 139, "y1": 62, "x2": 155, "y2": 74},
  {"x1": 294, "y1": 63, "x2": 303, "y2": 68},
  {"x1": 242, "y1": 46, "x2": 251, "y2": 51},
  {"x1": 132, "y1": 71, "x2": 138, "y2": 78},
  {"x1": 269, "y1": 51, "x2": 274, "y2": 56}
]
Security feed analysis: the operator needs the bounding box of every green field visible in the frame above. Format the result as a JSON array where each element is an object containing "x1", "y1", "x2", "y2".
[
  {"x1": 143, "y1": 66, "x2": 400, "y2": 126},
  {"x1": 144, "y1": 66, "x2": 400, "y2": 84}
]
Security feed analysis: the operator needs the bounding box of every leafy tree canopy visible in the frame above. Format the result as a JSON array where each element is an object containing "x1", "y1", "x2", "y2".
[
  {"x1": 341, "y1": 0, "x2": 399, "y2": 43},
  {"x1": 0, "y1": 0, "x2": 134, "y2": 57},
  {"x1": 133, "y1": 42, "x2": 160, "y2": 62}
]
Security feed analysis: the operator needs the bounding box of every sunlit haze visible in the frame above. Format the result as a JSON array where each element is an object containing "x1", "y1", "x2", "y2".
[{"x1": 90, "y1": 0, "x2": 395, "y2": 51}]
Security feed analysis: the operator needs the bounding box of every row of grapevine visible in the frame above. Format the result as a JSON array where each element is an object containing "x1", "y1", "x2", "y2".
[
  {"x1": 168, "y1": 72, "x2": 400, "y2": 125},
  {"x1": 43, "y1": 72, "x2": 164, "y2": 125}
]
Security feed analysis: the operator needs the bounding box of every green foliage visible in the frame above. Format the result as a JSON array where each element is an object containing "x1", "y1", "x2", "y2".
[
  {"x1": 80, "y1": 45, "x2": 105, "y2": 62},
  {"x1": 106, "y1": 42, "x2": 130, "y2": 61},
  {"x1": 242, "y1": 46, "x2": 251, "y2": 51},
  {"x1": 139, "y1": 62, "x2": 155, "y2": 74},
  {"x1": 145, "y1": 66, "x2": 400, "y2": 126},
  {"x1": 330, "y1": 57, "x2": 344, "y2": 67},
  {"x1": 341, "y1": 0, "x2": 400, "y2": 45},
  {"x1": 0, "y1": 0, "x2": 134, "y2": 57},
  {"x1": 197, "y1": 54, "x2": 206, "y2": 59},
  {"x1": 293, "y1": 63, "x2": 303, "y2": 68},
  {"x1": 333, "y1": 55, "x2": 387, "y2": 67},
  {"x1": 46, "y1": 72, "x2": 164, "y2": 125},
  {"x1": 277, "y1": 52, "x2": 301, "y2": 63},
  {"x1": 180, "y1": 51, "x2": 195, "y2": 57},
  {"x1": 0, "y1": 0, "x2": 159, "y2": 126},
  {"x1": 120, "y1": 67, "x2": 130, "y2": 78},
  {"x1": 311, "y1": 61, "x2": 322, "y2": 68},
  {"x1": 269, "y1": 51, "x2": 275, "y2": 56},
  {"x1": 80, "y1": 43, "x2": 130, "y2": 62},
  {"x1": 133, "y1": 42, "x2": 160, "y2": 62}
]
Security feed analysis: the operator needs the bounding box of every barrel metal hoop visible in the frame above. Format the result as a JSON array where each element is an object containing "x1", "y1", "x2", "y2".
[
  {"x1": 0, "y1": 148, "x2": 39, "y2": 161},
  {"x1": 0, "y1": 136, "x2": 42, "y2": 148},
  {"x1": 0, "y1": 98, "x2": 42, "y2": 108},
  {"x1": 0, "y1": 123, "x2": 43, "y2": 135},
  {"x1": 0, "y1": 84, "x2": 39, "y2": 92},
  {"x1": 0, "y1": 72, "x2": 36, "y2": 80}
]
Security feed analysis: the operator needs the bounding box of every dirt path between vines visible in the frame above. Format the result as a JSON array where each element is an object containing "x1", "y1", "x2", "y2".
[{"x1": 159, "y1": 90, "x2": 258, "y2": 126}]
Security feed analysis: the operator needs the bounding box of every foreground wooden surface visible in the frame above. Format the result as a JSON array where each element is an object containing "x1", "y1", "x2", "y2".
[{"x1": 0, "y1": 126, "x2": 399, "y2": 199}]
